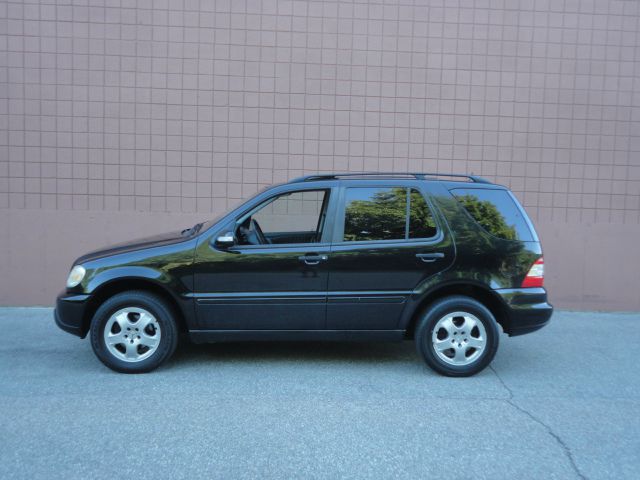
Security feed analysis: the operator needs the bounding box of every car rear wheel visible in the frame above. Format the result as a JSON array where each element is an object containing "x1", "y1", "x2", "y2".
[
  {"x1": 90, "y1": 291, "x2": 178, "y2": 373},
  {"x1": 415, "y1": 295, "x2": 499, "y2": 377}
]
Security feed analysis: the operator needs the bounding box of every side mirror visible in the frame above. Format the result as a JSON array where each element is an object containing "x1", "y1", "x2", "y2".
[{"x1": 214, "y1": 232, "x2": 235, "y2": 248}]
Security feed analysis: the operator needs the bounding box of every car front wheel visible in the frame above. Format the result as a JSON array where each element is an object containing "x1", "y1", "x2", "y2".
[
  {"x1": 415, "y1": 295, "x2": 499, "y2": 377},
  {"x1": 90, "y1": 291, "x2": 178, "y2": 373}
]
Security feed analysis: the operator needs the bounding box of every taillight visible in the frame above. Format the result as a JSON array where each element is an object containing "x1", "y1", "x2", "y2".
[{"x1": 522, "y1": 257, "x2": 544, "y2": 288}]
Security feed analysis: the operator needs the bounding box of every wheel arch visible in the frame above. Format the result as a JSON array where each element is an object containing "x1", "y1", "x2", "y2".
[
  {"x1": 81, "y1": 277, "x2": 190, "y2": 337},
  {"x1": 404, "y1": 282, "x2": 509, "y2": 339}
]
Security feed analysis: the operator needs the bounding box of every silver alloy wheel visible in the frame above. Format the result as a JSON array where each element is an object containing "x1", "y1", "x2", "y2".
[
  {"x1": 103, "y1": 307, "x2": 161, "y2": 363},
  {"x1": 431, "y1": 311, "x2": 486, "y2": 366}
]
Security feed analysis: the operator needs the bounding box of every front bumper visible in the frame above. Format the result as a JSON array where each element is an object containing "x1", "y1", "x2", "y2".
[
  {"x1": 494, "y1": 287, "x2": 553, "y2": 336},
  {"x1": 54, "y1": 291, "x2": 91, "y2": 338}
]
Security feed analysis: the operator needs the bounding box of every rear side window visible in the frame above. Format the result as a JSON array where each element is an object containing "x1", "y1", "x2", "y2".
[
  {"x1": 451, "y1": 188, "x2": 533, "y2": 241},
  {"x1": 343, "y1": 187, "x2": 437, "y2": 242}
]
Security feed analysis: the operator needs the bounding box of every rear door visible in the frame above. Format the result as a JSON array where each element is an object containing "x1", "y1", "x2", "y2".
[{"x1": 326, "y1": 182, "x2": 454, "y2": 330}]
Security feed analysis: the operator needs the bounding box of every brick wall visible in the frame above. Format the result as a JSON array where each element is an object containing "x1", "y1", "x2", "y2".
[{"x1": 1, "y1": 0, "x2": 639, "y2": 309}]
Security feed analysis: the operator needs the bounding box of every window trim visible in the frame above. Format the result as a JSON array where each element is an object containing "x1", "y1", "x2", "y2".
[
  {"x1": 404, "y1": 188, "x2": 411, "y2": 240},
  {"x1": 332, "y1": 185, "x2": 441, "y2": 246},
  {"x1": 314, "y1": 189, "x2": 331, "y2": 241},
  {"x1": 230, "y1": 241, "x2": 333, "y2": 252}
]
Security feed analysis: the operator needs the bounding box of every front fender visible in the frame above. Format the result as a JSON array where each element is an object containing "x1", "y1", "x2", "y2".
[
  {"x1": 80, "y1": 266, "x2": 196, "y2": 335},
  {"x1": 85, "y1": 265, "x2": 193, "y2": 317},
  {"x1": 86, "y1": 266, "x2": 170, "y2": 294}
]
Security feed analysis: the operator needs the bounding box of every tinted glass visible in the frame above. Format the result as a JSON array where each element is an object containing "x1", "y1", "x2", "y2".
[
  {"x1": 236, "y1": 189, "x2": 329, "y2": 246},
  {"x1": 409, "y1": 189, "x2": 437, "y2": 239},
  {"x1": 343, "y1": 187, "x2": 407, "y2": 241},
  {"x1": 253, "y1": 190, "x2": 326, "y2": 234},
  {"x1": 451, "y1": 188, "x2": 533, "y2": 241},
  {"x1": 343, "y1": 187, "x2": 437, "y2": 241}
]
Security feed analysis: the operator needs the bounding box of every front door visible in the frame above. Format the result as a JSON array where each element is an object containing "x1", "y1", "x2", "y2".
[
  {"x1": 326, "y1": 183, "x2": 454, "y2": 330},
  {"x1": 193, "y1": 188, "x2": 334, "y2": 330}
]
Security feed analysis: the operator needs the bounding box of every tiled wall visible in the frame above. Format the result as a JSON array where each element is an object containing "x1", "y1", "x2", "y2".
[{"x1": 1, "y1": 0, "x2": 640, "y2": 309}]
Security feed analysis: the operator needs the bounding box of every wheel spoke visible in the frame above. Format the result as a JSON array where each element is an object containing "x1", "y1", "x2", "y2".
[
  {"x1": 139, "y1": 332, "x2": 159, "y2": 348},
  {"x1": 124, "y1": 341, "x2": 139, "y2": 359},
  {"x1": 433, "y1": 338, "x2": 453, "y2": 352},
  {"x1": 439, "y1": 316, "x2": 455, "y2": 336},
  {"x1": 467, "y1": 337, "x2": 484, "y2": 349},
  {"x1": 106, "y1": 333, "x2": 125, "y2": 345},
  {"x1": 453, "y1": 346, "x2": 468, "y2": 362},
  {"x1": 136, "y1": 312, "x2": 155, "y2": 332},
  {"x1": 462, "y1": 315, "x2": 477, "y2": 333},
  {"x1": 114, "y1": 311, "x2": 130, "y2": 330}
]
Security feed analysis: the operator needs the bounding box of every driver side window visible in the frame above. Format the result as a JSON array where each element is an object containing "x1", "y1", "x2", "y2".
[{"x1": 237, "y1": 189, "x2": 329, "y2": 246}]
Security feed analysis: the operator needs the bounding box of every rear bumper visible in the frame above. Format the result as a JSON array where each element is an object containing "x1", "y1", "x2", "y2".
[
  {"x1": 54, "y1": 291, "x2": 91, "y2": 338},
  {"x1": 494, "y1": 287, "x2": 553, "y2": 336}
]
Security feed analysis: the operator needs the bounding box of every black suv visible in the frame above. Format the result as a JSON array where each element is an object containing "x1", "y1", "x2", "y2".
[{"x1": 55, "y1": 172, "x2": 552, "y2": 376}]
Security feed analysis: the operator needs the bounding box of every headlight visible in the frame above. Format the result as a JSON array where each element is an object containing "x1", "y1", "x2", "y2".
[{"x1": 66, "y1": 265, "x2": 86, "y2": 288}]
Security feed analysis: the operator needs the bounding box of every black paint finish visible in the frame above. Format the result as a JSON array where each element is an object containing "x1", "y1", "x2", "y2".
[{"x1": 54, "y1": 175, "x2": 552, "y2": 341}]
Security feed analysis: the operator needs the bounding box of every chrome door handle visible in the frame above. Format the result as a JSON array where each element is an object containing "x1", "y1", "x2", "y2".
[
  {"x1": 416, "y1": 252, "x2": 445, "y2": 263},
  {"x1": 298, "y1": 254, "x2": 328, "y2": 265}
]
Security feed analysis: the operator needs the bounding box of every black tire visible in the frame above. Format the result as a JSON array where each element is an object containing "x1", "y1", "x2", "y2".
[
  {"x1": 415, "y1": 295, "x2": 499, "y2": 377},
  {"x1": 90, "y1": 291, "x2": 179, "y2": 373}
]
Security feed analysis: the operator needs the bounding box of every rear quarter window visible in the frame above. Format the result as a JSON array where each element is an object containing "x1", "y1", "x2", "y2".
[{"x1": 451, "y1": 188, "x2": 534, "y2": 241}]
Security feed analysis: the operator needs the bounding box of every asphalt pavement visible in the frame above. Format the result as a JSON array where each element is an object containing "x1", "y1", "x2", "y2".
[{"x1": 0, "y1": 308, "x2": 638, "y2": 480}]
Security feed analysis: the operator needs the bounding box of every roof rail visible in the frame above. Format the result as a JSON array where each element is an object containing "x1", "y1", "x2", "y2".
[{"x1": 290, "y1": 172, "x2": 491, "y2": 184}]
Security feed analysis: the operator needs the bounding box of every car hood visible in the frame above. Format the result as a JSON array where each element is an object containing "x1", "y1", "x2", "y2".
[{"x1": 74, "y1": 230, "x2": 190, "y2": 264}]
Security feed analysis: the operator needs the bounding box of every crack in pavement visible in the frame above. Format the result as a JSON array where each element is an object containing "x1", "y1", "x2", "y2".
[{"x1": 489, "y1": 365, "x2": 588, "y2": 480}]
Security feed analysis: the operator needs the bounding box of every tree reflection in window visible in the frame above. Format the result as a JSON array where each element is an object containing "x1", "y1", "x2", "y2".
[
  {"x1": 343, "y1": 187, "x2": 437, "y2": 241},
  {"x1": 455, "y1": 194, "x2": 517, "y2": 240}
]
